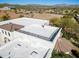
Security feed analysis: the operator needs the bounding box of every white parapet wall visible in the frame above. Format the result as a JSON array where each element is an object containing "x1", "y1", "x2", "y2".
[
  {"x1": 0, "y1": 17, "x2": 49, "y2": 26},
  {"x1": 46, "y1": 28, "x2": 62, "y2": 58}
]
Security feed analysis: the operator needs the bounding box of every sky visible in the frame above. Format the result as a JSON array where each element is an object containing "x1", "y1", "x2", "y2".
[{"x1": 0, "y1": 0, "x2": 79, "y2": 5}]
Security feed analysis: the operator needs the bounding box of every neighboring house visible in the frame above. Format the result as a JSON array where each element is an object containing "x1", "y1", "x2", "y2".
[
  {"x1": 0, "y1": 6, "x2": 15, "y2": 10},
  {"x1": 0, "y1": 17, "x2": 62, "y2": 58}
]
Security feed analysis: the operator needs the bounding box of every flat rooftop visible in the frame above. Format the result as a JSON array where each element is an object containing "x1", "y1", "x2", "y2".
[
  {"x1": 0, "y1": 17, "x2": 61, "y2": 58},
  {"x1": 0, "y1": 18, "x2": 59, "y2": 41},
  {"x1": 0, "y1": 38, "x2": 51, "y2": 58},
  {"x1": 18, "y1": 25, "x2": 59, "y2": 41}
]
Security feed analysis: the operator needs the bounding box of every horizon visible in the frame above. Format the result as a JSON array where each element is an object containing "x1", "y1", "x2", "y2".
[{"x1": 0, "y1": 0, "x2": 79, "y2": 5}]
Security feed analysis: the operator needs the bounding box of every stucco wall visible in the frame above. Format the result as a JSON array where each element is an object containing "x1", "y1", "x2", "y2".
[
  {"x1": 46, "y1": 28, "x2": 62, "y2": 58},
  {"x1": 0, "y1": 28, "x2": 13, "y2": 46}
]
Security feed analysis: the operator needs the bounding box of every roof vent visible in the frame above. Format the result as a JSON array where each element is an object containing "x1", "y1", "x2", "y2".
[{"x1": 31, "y1": 51, "x2": 38, "y2": 55}]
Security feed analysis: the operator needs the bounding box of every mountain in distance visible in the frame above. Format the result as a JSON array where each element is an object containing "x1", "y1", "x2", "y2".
[
  {"x1": 52, "y1": 4, "x2": 79, "y2": 8},
  {"x1": 0, "y1": 3, "x2": 79, "y2": 8}
]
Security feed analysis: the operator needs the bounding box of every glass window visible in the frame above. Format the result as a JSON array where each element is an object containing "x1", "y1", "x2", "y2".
[
  {"x1": 4, "y1": 38, "x2": 7, "y2": 43},
  {"x1": 2, "y1": 30, "x2": 4, "y2": 34},
  {"x1": 5, "y1": 31, "x2": 7, "y2": 35},
  {"x1": 8, "y1": 32, "x2": 10, "y2": 36}
]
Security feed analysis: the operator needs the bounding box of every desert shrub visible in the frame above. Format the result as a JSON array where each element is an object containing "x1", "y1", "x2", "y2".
[
  {"x1": 71, "y1": 49, "x2": 79, "y2": 58},
  {"x1": 51, "y1": 50, "x2": 72, "y2": 58},
  {"x1": 1, "y1": 14, "x2": 10, "y2": 21},
  {"x1": 19, "y1": 15, "x2": 24, "y2": 17}
]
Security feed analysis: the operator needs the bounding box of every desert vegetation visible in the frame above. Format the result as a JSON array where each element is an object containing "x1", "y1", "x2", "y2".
[
  {"x1": 50, "y1": 15, "x2": 79, "y2": 58},
  {"x1": 1, "y1": 13, "x2": 10, "y2": 21},
  {"x1": 51, "y1": 50, "x2": 73, "y2": 58}
]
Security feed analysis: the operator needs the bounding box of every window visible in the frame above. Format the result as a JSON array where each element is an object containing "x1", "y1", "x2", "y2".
[
  {"x1": 4, "y1": 37, "x2": 10, "y2": 43},
  {"x1": 8, "y1": 32, "x2": 10, "y2": 36},
  {"x1": 4, "y1": 40, "x2": 7, "y2": 43},
  {"x1": 2, "y1": 30, "x2": 4, "y2": 34},
  {"x1": 8, "y1": 39, "x2": 10, "y2": 42},
  {"x1": 5, "y1": 31, "x2": 7, "y2": 35}
]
